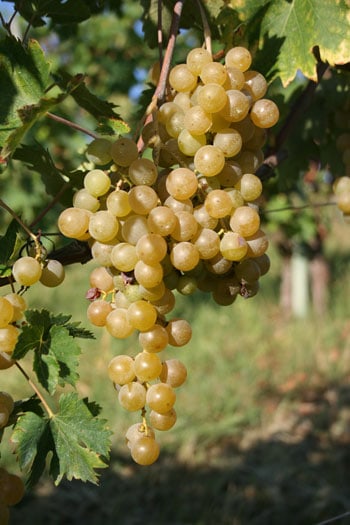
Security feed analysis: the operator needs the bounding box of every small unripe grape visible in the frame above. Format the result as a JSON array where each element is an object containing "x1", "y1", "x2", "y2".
[
  {"x1": 225, "y1": 46, "x2": 252, "y2": 72},
  {"x1": 40, "y1": 259, "x2": 65, "y2": 287},
  {"x1": 146, "y1": 382, "x2": 176, "y2": 414},
  {"x1": 110, "y1": 137, "x2": 138, "y2": 167},
  {"x1": 169, "y1": 64, "x2": 197, "y2": 92},
  {"x1": 84, "y1": 169, "x2": 111, "y2": 197},
  {"x1": 86, "y1": 138, "x2": 112, "y2": 165},
  {"x1": 250, "y1": 99, "x2": 279, "y2": 128},
  {"x1": 150, "y1": 408, "x2": 177, "y2": 431},
  {"x1": 108, "y1": 355, "x2": 135, "y2": 385},
  {"x1": 118, "y1": 381, "x2": 146, "y2": 411},
  {"x1": 0, "y1": 298, "x2": 14, "y2": 328},
  {"x1": 12, "y1": 256, "x2": 42, "y2": 286},
  {"x1": 130, "y1": 435, "x2": 160, "y2": 465}
]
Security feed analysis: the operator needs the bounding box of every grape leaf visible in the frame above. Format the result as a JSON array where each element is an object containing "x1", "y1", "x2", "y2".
[
  {"x1": 10, "y1": 0, "x2": 92, "y2": 27},
  {"x1": 11, "y1": 394, "x2": 111, "y2": 486},
  {"x1": 0, "y1": 36, "x2": 51, "y2": 155},
  {"x1": 0, "y1": 219, "x2": 21, "y2": 265},
  {"x1": 260, "y1": 0, "x2": 350, "y2": 85}
]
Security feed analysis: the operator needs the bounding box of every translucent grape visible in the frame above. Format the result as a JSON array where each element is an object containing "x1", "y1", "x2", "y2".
[
  {"x1": 213, "y1": 128, "x2": 242, "y2": 157},
  {"x1": 205, "y1": 189, "x2": 233, "y2": 218},
  {"x1": 0, "y1": 298, "x2": 14, "y2": 328},
  {"x1": 235, "y1": 173, "x2": 263, "y2": 201},
  {"x1": 147, "y1": 206, "x2": 178, "y2": 236},
  {"x1": 86, "y1": 138, "x2": 112, "y2": 165},
  {"x1": 130, "y1": 435, "x2": 160, "y2": 465},
  {"x1": 225, "y1": 46, "x2": 252, "y2": 72},
  {"x1": 136, "y1": 233, "x2": 167, "y2": 265},
  {"x1": 183, "y1": 105, "x2": 212, "y2": 135},
  {"x1": 108, "y1": 355, "x2": 135, "y2": 385},
  {"x1": 138, "y1": 324, "x2": 169, "y2": 353},
  {"x1": 127, "y1": 300, "x2": 157, "y2": 331},
  {"x1": 166, "y1": 168, "x2": 198, "y2": 200},
  {"x1": 58, "y1": 207, "x2": 90, "y2": 239},
  {"x1": 159, "y1": 359, "x2": 187, "y2": 388},
  {"x1": 128, "y1": 185, "x2": 158, "y2": 215},
  {"x1": 106, "y1": 190, "x2": 132, "y2": 217},
  {"x1": 243, "y1": 70, "x2": 268, "y2": 101},
  {"x1": 146, "y1": 383, "x2": 176, "y2": 414},
  {"x1": 134, "y1": 351, "x2": 162, "y2": 382},
  {"x1": 186, "y1": 47, "x2": 212, "y2": 75},
  {"x1": 12, "y1": 256, "x2": 42, "y2": 286},
  {"x1": 118, "y1": 381, "x2": 146, "y2": 411},
  {"x1": 197, "y1": 83, "x2": 228, "y2": 113},
  {"x1": 166, "y1": 318, "x2": 192, "y2": 346},
  {"x1": 89, "y1": 266, "x2": 114, "y2": 292},
  {"x1": 250, "y1": 99, "x2": 279, "y2": 128},
  {"x1": 170, "y1": 242, "x2": 200, "y2": 272},
  {"x1": 106, "y1": 308, "x2": 134, "y2": 339},
  {"x1": 229, "y1": 206, "x2": 261, "y2": 237},
  {"x1": 220, "y1": 90, "x2": 250, "y2": 122},
  {"x1": 129, "y1": 158, "x2": 158, "y2": 186},
  {"x1": 84, "y1": 169, "x2": 111, "y2": 197},
  {"x1": 177, "y1": 129, "x2": 206, "y2": 156},
  {"x1": 4, "y1": 293, "x2": 26, "y2": 322},
  {"x1": 149, "y1": 408, "x2": 177, "y2": 431},
  {"x1": 220, "y1": 232, "x2": 248, "y2": 261},
  {"x1": 171, "y1": 211, "x2": 198, "y2": 242},
  {"x1": 122, "y1": 215, "x2": 149, "y2": 245},
  {"x1": 200, "y1": 61, "x2": 227, "y2": 85},
  {"x1": 169, "y1": 64, "x2": 197, "y2": 92},
  {"x1": 194, "y1": 145, "x2": 225, "y2": 177},
  {"x1": 134, "y1": 260, "x2": 164, "y2": 288},
  {"x1": 89, "y1": 211, "x2": 119, "y2": 242},
  {"x1": 73, "y1": 189, "x2": 100, "y2": 212},
  {"x1": 87, "y1": 299, "x2": 113, "y2": 327},
  {"x1": 110, "y1": 137, "x2": 138, "y2": 167}
]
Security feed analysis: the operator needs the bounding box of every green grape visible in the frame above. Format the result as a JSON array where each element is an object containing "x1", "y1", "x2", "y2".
[
  {"x1": 146, "y1": 383, "x2": 176, "y2": 414},
  {"x1": 134, "y1": 351, "x2": 163, "y2": 382},
  {"x1": 166, "y1": 168, "x2": 198, "y2": 200},
  {"x1": 213, "y1": 128, "x2": 242, "y2": 157},
  {"x1": 110, "y1": 137, "x2": 138, "y2": 167},
  {"x1": 204, "y1": 189, "x2": 233, "y2": 218},
  {"x1": 229, "y1": 206, "x2": 261, "y2": 237},
  {"x1": 149, "y1": 408, "x2": 177, "y2": 431},
  {"x1": 87, "y1": 299, "x2": 113, "y2": 327},
  {"x1": 134, "y1": 260, "x2": 164, "y2": 288},
  {"x1": 159, "y1": 359, "x2": 187, "y2": 388},
  {"x1": 220, "y1": 232, "x2": 248, "y2": 261},
  {"x1": 183, "y1": 105, "x2": 212, "y2": 135},
  {"x1": 171, "y1": 211, "x2": 198, "y2": 242},
  {"x1": 40, "y1": 259, "x2": 65, "y2": 287},
  {"x1": 193, "y1": 228, "x2": 220, "y2": 259},
  {"x1": 128, "y1": 185, "x2": 158, "y2": 215},
  {"x1": 197, "y1": 83, "x2": 228, "y2": 113},
  {"x1": 108, "y1": 355, "x2": 135, "y2": 385},
  {"x1": 73, "y1": 189, "x2": 100, "y2": 212},
  {"x1": 0, "y1": 298, "x2": 14, "y2": 328},
  {"x1": 166, "y1": 318, "x2": 192, "y2": 347},
  {"x1": 86, "y1": 138, "x2": 112, "y2": 165},
  {"x1": 177, "y1": 129, "x2": 206, "y2": 156},
  {"x1": 128, "y1": 158, "x2": 158, "y2": 186},
  {"x1": 111, "y1": 243, "x2": 138, "y2": 272},
  {"x1": 220, "y1": 90, "x2": 250, "y2": 123},
  {"x1": 12, "y1": 256, "x2": 42, "y2": 287},
  {"x1": 147, "y1": 206, "x2": 178, "y2": 236},
  {"x1": 170, "y1": 242, "x2": 200, "y2": 272},
  {"x1": 106, "y1": 190, "x2": 132, "y2": 217},
  {"x1": 89, "y1": 266, "x2": 114, "y2": 292},
  {"x1": 138, "y1": 324, "x2": 169, "y2": 353},
  {"x1": 118, "y1": 381, "x2": 146, "y2": 411},
  {"x1": 250, "y1": 99, "x2": 279, "y2": 128},
  {"x1": 127, "y1": 300, "x2": 157, "y2": 332},
  {"x1": 130, "y1": 435, "x2": 160, "y2": 465},
  {"x1": 225, "y1": 46, "x2": 252, "y2": 72},
  {"x1": 168, "y1": 64, "x2": 197, "y2": 92},
  {"x1": 105, "y1": 308, "x2": 134, "y2": 339},
  {"x1": 136, "y1": 233, "x2": 167, "y2": 265},
  {"x1": 200, "y1": 61, "x2": 227, "y2": 85},
  {"x1": 186, "y1": 47, "x2": 212, "y2": 75},
  {"x1": 235, "y1": 173, "x2": 263, "y2": 201},
  {"x1": 194, "y1": 145, "x2": 225, "y2": 177},
  {"x1": 89, "y1": 211, "x2": 119, "y2": 243},
  {"x1": 122, "y1": 215, "x2": 149, "y2": 245},
  {"x1": 58, "y1": 207, "x2": 91, "y2": 239},
  {"x1": 243, "y1": 70, "x2": 267, "y2": 101},
  {"x1": 84, "y1": 169, "x2": 111, "y2": 197}
]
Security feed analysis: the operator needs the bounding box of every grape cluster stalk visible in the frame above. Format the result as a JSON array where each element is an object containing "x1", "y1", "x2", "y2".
[{"x1": 57, "y1": 46, "x2": 279, "y2": 465}]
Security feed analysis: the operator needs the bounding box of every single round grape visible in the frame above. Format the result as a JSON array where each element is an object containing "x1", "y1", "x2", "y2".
[
  {"x1": 87, "y1": 299, "x2": 113, "y2": 327},
  {"x1": 123, "y1": 285, "x2": 144, "y2": 304},
  {"x1": 250, "y1": 99, "x2": 279, "y2": 128},
  {"x1": 170, "y1": 242, "x2": 200, "y2": 272},
  {"x1": 225, "y1": 46, "x2": 252, "y2": 72},
  {"x1": 193, "y1": 228, "x2": 220, "y2": 259},
  {"x1": 136, "y1": 233, "x2": 167, "y2": 265},
  {"x1": 126, "y1": 422, "x2": 155, "y2": 449},
  {"x1": 235, "y1": 258, "x2": 261, "y2": 283},
  {"x1": 213, "y1": 128, "x2": 242, "y2": 157},
  {"x1": 122, "y1": 215, "x2": 149, "y2": 245},
  {"x1": 197, "y1": 83, "x2": 228, "y2": 113},
  {"x1": 157, "y1": 102, "x2": 181, "y2": 125},
  {"x1": 173, "y1": 91, "x2": 192, "y2": 111},
  {"x1": 0, "y1": 470, "x2": 25, "y2": 506},
  {"x1": 205, "y1": 189, "x2": 233, "y2": 218},
  {"x1": 177, "y1": 129, "x2": 206, "y2": 156},
  {"x1": 223, "y1": 66, "x2": 245, "y2": 90},
  {"x1": 12, "y1": 256, "x2": 42, "y2": 287},
  {"x1": 183, "y1": 105, "x2": 212, "y2": 135},
  {"x1": 166, "y1": 110, "x2": 185, "y2": 138},
  {"x1": 127, "y1": 300, "x2": 157, "y2": 332},
  {"x1": 118, "y1": 381, "x2": 146, "y2": 411},
  {"x1": 90, "y1": 240, "x2": 115, "y2": 267},
  {"x1": 164, "y1": 196, "x2": 193, "y2": 214},
  {"x1": 130, "y1": 435, "x2": 160, "y2": 465},
  {"x1": 209, "y1": 112, "x2": 232, "y2": 133},
  {"x1": 166, "y1": 318, "x2": 192, "y2": 347},
  {"x1": 220, "y1": 90, "x2": 250, "y2": 122},
  {"x1": 110, "y1": 137, "x2": 138, "y2": 167},
  {"x1": 246, "y1": 229, "x2": 269, "y2": 257},
  {"x1": 149, "y1": 408, "x2": 177, "y2": 431},
  {"x1": 58, "y1": 207, "x2": 90, "y2": 239},
  {"x1": 159, "y1": 359, "x2": 187, "y2": 388},
  {"x1": 108, "y1": 355, "x2": 135, "y2": 385},
  {"x1": 166, "y1": 168, "x2": 198, "y2": 200},
  {"x1": 86, "y1": 138, "x2": 112, "y2": 165},
  {"x1": 200, "y1": 61, "x2": 227, "y2": 85},
  {"x1": 73, "y1": 189, "x2": 100, "y2": 212},
  {"x1": 333, "y1": 176, "x2": 350, "y2": 195},
  {"x1": 105, "y1": 308, "x2": 134, "y2": 339},
  {"x1": 231, "y1": 116, "x2": 255, "y2": 142},
  {"x1": 89, "y1": 211, "x2": 119, "y2": 243},
  {"x1": 139, "y1": 282, "x2": 165, "y2": 302},
  {"x1": 111, "y1": 243, "x2": 138, "y2": 272},
  {"x1": 134, "y1": 260, "x2": 164, "y2": 288},
  {"x1": 235, "y1": 150, "x2": 262, "y2": 174},
  {"x1": 217, "y1": 162, "x2": 242, "y2": 187},
  {"x1": 235, "y1": 173, "x2": 263, "y2": 201},
  {"x1": 169, "y1": 64, "x2": 197, "y2": 92},
  {"x1": 4, "y1": 293, "x2": 26, "y2": 322},
  {"x1": 152, "y1": 289, "x2": 176, "y2": 316},
  {"x1": 336, "y1": 193, "x2": 350, "y2": 213},
  {"x1": 0, "y1": 298, "x2": 14, "y2": 328},
  {"x1": 243, "y1": 70, "x2": 268, "y2": 100},
  {"x1": 193, "y1": 204, "x2": 218, "y2": 229},
  {"x1": 171, "y1": 211, "x2": 198, "y2": 242},
  {"x1": 84, "y1": 169, "x2": 111, "y2": 197},
  {"x1": 138, "y1": 324, "x2": 169, "y2": 353},
  {"x1": 128, "y1": 158, "x2": 158, "y2": 186},
  {"x1": 89, "y1": 266, "x2": 114, "y2": 292},
  {"x1": 146, "y1": 382, "x2": 176, "y2": 414},
  {"x1": 0, "y1": 351, "x2": 15, "y2": 369},
  {"x1": 229, "y1": 206, "x2": 261, "y2": 237},
  {"x1": 205, "y1": 253, "x2": 233, "y2": 275},
  {"x1": 134, "y1": 351, "x2": 163, "y2": 382},
  {"x1": 147, "y1": 206, "x2": 178, "y2": 236},
  {"x1": 186, "y1": 47, "x2": 212, "y2": 75},
  {"x1": 220, "y1": 232, "x2": 248, "y2": 261},
  {"x1": 40, "y1": 259, "x2": 65, "y2": 287},
  {"x1": 194, "y1": 145, "x2": 225, "y2": 177},
  {"x1": 254, "y1": 253, "x2": 271, "y2": 276},
  {"x1": 128, "y1": 186, "x2": 158, "y2": 216},
  {"x1": 106, "y1": 190, "x2": 132, "y2": 217}
]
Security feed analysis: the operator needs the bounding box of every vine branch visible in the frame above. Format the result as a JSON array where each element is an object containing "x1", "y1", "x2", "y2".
[
  {"x1": 15, "y1": 362, "x2": 54, "y2": 418},
  {"x1": 46, "y1": 112, "x2": 99, "y2": 139}
]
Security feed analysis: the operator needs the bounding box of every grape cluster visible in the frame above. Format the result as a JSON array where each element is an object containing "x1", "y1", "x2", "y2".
[{"x1": 58, "y1": 46, "x2": 278, "y2": 465}]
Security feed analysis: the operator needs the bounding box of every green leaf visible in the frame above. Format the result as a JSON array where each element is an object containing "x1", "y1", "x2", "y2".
[
  {"x1": 260, "y1": 0, "x2": 350, "y2": 85},
  {"x1": 49, "y1": 393, "x2": 111, "y2": 485},
  {"x1": 0, "y1": 219, "x2": 21, "y2": 265},
  {"x1": 11, "y1": 0, "x2": 92, "y2": 27},
  {"x1": 0, "y1": 36, "x2": 51, "y2": 156}
]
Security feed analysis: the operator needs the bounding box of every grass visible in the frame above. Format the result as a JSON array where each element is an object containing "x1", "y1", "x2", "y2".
[{"x1": 3, "y1": 233, "x2": 350, "y2": 524}]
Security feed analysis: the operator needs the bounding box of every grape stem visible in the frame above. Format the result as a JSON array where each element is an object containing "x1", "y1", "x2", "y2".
[
  {"x1": 46, "y1": 112, "x2": 99, "y2": 139},
  {"x1": 29, "y1": 181, "x2": 71, "y2": 229},
  {"x1": 15, "y1": 362, "x2": 54, "y2": 418},
  {"x1": 0, "y1": 199, "x2": 41, "y2": 253},
  {"x1": 195, "y1": 0, "x2": 212, "y2": 55},
  {"x1": 263, "y1": 200, "x2": 336, "y2": 215}
]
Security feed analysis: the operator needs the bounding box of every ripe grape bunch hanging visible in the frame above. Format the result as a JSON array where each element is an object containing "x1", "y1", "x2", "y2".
[{"x1": 57, "y1": 45, "x2": 279, "y2": 466}]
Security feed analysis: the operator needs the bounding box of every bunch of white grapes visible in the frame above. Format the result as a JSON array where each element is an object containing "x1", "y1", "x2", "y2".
[{"x1": 57, "y1": 45, "x2": 279, "y2": 465}]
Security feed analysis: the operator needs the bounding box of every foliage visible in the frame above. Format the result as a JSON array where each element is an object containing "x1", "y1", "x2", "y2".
[{"x1": 0, "y1": 0, "x2": 349, "y2": 498}]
